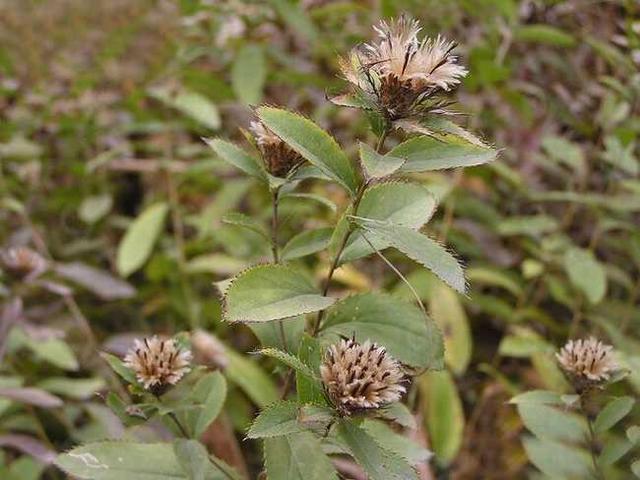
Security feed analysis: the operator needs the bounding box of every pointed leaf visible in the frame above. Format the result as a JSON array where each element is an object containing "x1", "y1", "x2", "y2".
[
  {"x1": 203, "y1": 138, "x2": 266, "y2": 180},
  {"x1": 264, "y1": 432, "x2": 338, "y2": 480},
  {"x1": 354, "y1": 218, "x2": 466, "y2": 293},
  {"x1": 594, "y1": 396, "x2": 635, "y2": 434},
  {"x1": 359, "y1": 142, "x2": 405, "y2": 179},
  {"x1": 247, "y1": 401, "x2": 303, "y2": 439},
  {"x1": 255, "y1": 348, "x2": 315, "y2": 379},
  {"x1": 281, "y1": 228, "x2": 333, "y2": 261},
  {"x1": 223, "y1": 265, "x2": 336, "y2": 323},
  {"x1": 231, "y1": 45, "x2": 266, "y2": 105},
  {"x1": 389, "y1": 135, "x2": 497, "y2": 173},
  {"x1": 256, "y1": 106, "x2": 359, "y2": 193},
  {"x1": 116, "y1": 203, "x2": 168, "y2": 277},
  {"x1": 297, "y1": 335, "x2": 326, "y2": 406}
]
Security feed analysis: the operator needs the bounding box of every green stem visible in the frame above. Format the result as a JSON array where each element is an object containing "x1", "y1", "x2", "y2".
[
  {"x1": 310, "y1": 128, "x2": 390, "y2": 336},
  {"x1": 580, "y1": 397, "x2": 605, "y2": 480},
  {"x1": 168, "y1": 411, "x2": 190, "y2": 438},
  {"x1": 271, "y1": 187, "x2": 288, "y2": 352}
]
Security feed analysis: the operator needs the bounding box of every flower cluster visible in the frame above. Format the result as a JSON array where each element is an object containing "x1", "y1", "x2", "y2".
[
  {"x1": 336, "y1": 16, "x2": 467, "y2": 125},
  {"x1": 556, "y1": 337, "x2": 619, "y2": 391},
  {"x1": 320, "y1": 337, "x2": 405, "y2": 416},
  {"x1": 124, "y1": 336, "x2": 192, "y2": 395},
  {"x1": 250, "y1": 121, "x2": 303, "y2": 177}
]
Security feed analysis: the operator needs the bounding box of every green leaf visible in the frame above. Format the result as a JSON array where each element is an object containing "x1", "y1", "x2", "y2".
[
  {"x1": 264, "y1": 432, "x2": 338, "y2": 480},
  {"x1": 321, "y1": 293, "x2": 443, "y2": 370},
  {"x1": 55, "y1": 441, "x2": 225, "y2": 480},
  {"x1": 514, "y1": 25, "x2": 577, "y2": 47},
  {"x1": 222, "y1": 212, "x2": 269, "y2": 240},
  {"x1": 248, "y1": 316, "x2": 305, "y2": 354},
  {"x1": 281, "y1": 193, "x2": 337, "y2": 213},
  {"x1": 496, "y1": 215, "x2": 558, "y2": 237},
  {"x1": 354, "y1": 218, "x2": 466, "y2": 293},
  {"x1": 517, "y1": 403, "x2": 587, "y2": 443},
  {"x1": 231, "y1": 45, "x2": 266, "y2": 105},
  {"x1": 79, "y1": 194, "x2": 112, "y2": 224},
  {"x1": 362, "y1": 420, "x2": 432, "y2": 466},
  {"x1": 203, "y1": 138, "x2": 266, "y2": 180},
  {"x1": 598, "y1": 436, "x2": 633, "y2": 467},
  {"x1": 256, "y1": 106, "x2": 359, "y2": 194},
  {"x1": 179, "y1": 372, "x2": 227, "y2": 439},
  {"x1": 10, "y1": 328, "x2": 78, "y2": 371},
  {"x1": 281, "y1": 228, "x2": 333, "y2": 261},
  {"x1": 246, "y1": 401, "x2": 303, "y2": 439},
  {"x1": 594, "y1": 396, "x2": 635, "y2": 434},
  {"x1": 388, "y1": 135, "x2": 497, "y2": 173},
  {"x1": 337, "y1": 420, "x2": 418, "y2": 480},
  {"x1": 256, "y1": 348, "x2": 315, "y2": 378},
  {"x1": 341, "y1": 182, "x2": 436, "y2": 264},
  {"x1": 173, "y1": 439, "x2": 241, "y2": 480},
  {"x1": 37, "y1": 377, "x2": 105, "y2": 400},
  {"x1": 563, "y1": 247, "x2": 607, "y2": 304},
  {"x1": 522, "y1": 437, "x2": 591, "y2": 478},
  {"x1": 376, "y1": 403, "x2": 417, "y2": 429},
  {"x1": 509, "y1": 390, "x2": 563, "y2": 406},
  {"x1": 419, "y1": 371, "x2": 464, "y2": 466},
  {"x1": 100, "y1": 352, "x2": 137, "y2": 384},
  {"x1": 149, "y1": 87, "x2": 221, "y2": 130},
  {"x1": 428, "y1": 281, "x2": 471, "y2": 375},
  {"x1": 223, "y1": 265, "x2": 336, "y2": 323},
  {"x1": 116, "y1": 203, "x2": 169, "y2": 277},
  {"x1": 225, "y1": 349, "x2": 278, "y2": 407},
  {"x1": 297, "y1": 335, "x2": 326, "y2": 406},
  {"x1": 359, "y1": 142, "x2": 405, "y2": 179}
]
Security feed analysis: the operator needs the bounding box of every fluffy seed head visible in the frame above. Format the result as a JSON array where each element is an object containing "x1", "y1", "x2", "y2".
[
  {"x1": 0, "y1": 246, "x2": 47, "y2": 280},
  {"x1": 250, "y1": 121, "x2": 303, "y2": 177},
  {"x1": 337, "y1": 16, "x2": 466, "y2": 121},
  {"x1": 124, "y1": 336, "x2": 192, "y2": 394},
  {"x1": 556, "y1": 337, "x2": 618, "y2": 390},
  {"x1": 320, "y1": 338, "x2": 405, "y2": 415}
]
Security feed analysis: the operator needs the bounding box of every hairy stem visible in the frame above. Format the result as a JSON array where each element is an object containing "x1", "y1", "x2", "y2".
[
  {"x1": 271, "y1": 187, "x2": 289, "y2": 352},
  {"x1": 580, "y1": 397, "x2": 605, "y2": 480}
]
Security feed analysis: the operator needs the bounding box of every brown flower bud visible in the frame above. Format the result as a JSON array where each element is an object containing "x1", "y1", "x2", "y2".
[
  {"x1": 250, "y1": 121, "x2": 302, "y2": 177},
  {"x1": 320, "y1": 338, "x2": 405, "y2": 416}
]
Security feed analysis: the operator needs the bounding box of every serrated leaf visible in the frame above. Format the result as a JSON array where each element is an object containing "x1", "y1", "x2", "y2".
[
  {"x1": 376, "y1": 403, "x2": 417, "y2": 429},
  {"x1": 179, "y1": 372, "x2": 227, "y2": 439},
  {"x1": 223, "y1": 265, "x2": 336, "y2": 323},
  {"x1": 231, "y1": 45, "x2": 266, "y2": 105},
  {"x1": 354, "y1": 218, "x2": 466, "y2": 293},
  {"x1": 116, "y1": 203, "x2": 168, "y2": 277},
  {"x1": 264, "y1": 432, "x2": 338, "y2": 480},
  {"x1": 522, "y1": 437, "x2": 591, "y2": 478},
  {"x1": 419, "y1": 371, "x2": 464, "y2": 466},
  {"x1": 203, "y1": 138, "x2": 266, "y2": 180},
  {"x1": 594, "y1": 396, "x2": 635, "y2": 434},
  {"x1": 281, "y1": 228, "x2": 333, "y2": 261},
  {"x1": 256, "y1": 348, "x2": 315, "y2": 378},
  {"x1": 359, "y1": 142, "x2": 405, "y2": 179},
  {"x1": 246, "y1": 401, "x2": 303, "y2": 439},
  {"x1": 428, "y1": 281, "x2": 471, "y2": 375},
  {"x1": 321, "y1": 293, "x2": 443, "y2": 370},
  {"x1": 341, "y1": 182, "x2": 437, "y2": 264},
  {"x1": 388, "y1": 135, "x2": 497, "y2": 173},
  {"x1": 149, "y1": 87, "x2": 220, "y2": 130},
  {"x1": 362, "y1": 420, "x2": 432, "y2": 466},
  {"x1": 563, "y1": 247, "x2": 607, "y2": 304},
  {"x1": 337, "y1": 420, "x2": 418, "y2": 480},
  {"x1": 256, "y1": 106, "x2": 359, "y2": 194}
]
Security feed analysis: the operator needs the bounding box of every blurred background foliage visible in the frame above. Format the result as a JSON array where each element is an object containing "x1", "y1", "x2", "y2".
[{"x1": 0, "y1": 0, "x2": 639, "y2": 478}]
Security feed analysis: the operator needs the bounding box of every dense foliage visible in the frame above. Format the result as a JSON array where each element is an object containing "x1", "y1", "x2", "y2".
[{"x1": 1, "y1": 1, "x2": 639, "y2": 479}]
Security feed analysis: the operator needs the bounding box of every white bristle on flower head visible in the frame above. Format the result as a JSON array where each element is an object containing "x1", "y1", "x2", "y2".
[
  {"x1": 363, "y1": 17, "x2": 467, "y2": 91},
  {"x1": 124, "y1": 336, "x2": 192, "y2": 393},
  {"x1": 556, "y1": 337, "x2": 618, "y2": 384},
  {"x1": 320, "y1": 337, "x2": 405, "y2": 415}
]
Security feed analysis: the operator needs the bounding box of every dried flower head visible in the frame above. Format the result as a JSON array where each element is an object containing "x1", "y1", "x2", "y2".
[
  {"x1": 191, "y1": 329, "x2": 229, "y2": 370},
  {"x1": 124, "y1": 336, "x2": 192, "y2": 394},
  {"x1": 250, "y1": 121, "x2": 303, "y2": 177},
  {"x1": 0, "y1": 246, "x2": 48, "y2": 280},
  {"x1": 320, "y1": 337, "x2": 405, "y2": 415},
  {"x1": 336, "y1": 16, "x2": 467, "y2": 125},
  {"x1": 556, "y1": 337, "x2": 619, "y2": 390}
]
